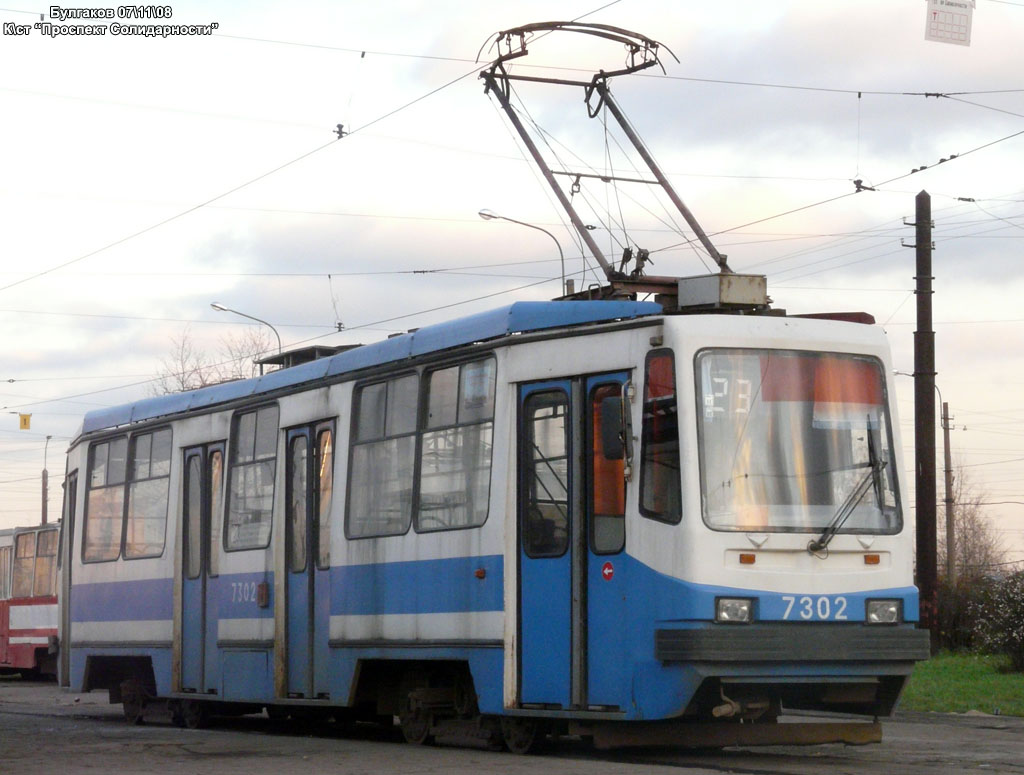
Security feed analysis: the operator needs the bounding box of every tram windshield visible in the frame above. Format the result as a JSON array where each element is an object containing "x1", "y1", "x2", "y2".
[{"x1": 696, "y1": 349, "x2": 900, "y2": 534}]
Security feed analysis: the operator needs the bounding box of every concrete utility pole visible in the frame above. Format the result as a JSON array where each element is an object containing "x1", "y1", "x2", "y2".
[
  {"x1": 912, "y1": 190, "x2": 938, "y2": 651},
  {"x1": 942, "y1": 402, "x2": 956, "y2": 584},
  {"x1": 42, "y1": 434, "x2": 51, "y2": 525}
]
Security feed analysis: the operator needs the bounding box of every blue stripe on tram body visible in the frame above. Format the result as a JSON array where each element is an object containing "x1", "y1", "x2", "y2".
[
  {"x1": 70, "y1": 577, "x2": 174, "y2": 623},
  {"x1": 332, "y1": 555, "x2": 504, "y2": 617}
]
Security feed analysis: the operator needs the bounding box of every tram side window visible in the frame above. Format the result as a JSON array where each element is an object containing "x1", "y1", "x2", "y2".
[
  {"x1": 32, "y1": 529, "x2": 58, "y2": 597},
  {"x1": 227, "y1": 405, "x2": 279, "y2": 550},
  {"x1": 83, "y1": 431, "x2": 172, "y2": 563},
  {"x1": 84, "y1": 437, "x2": 128, "y2": 562},
  {"x1": 417, "y1": 358, "x2": 496, "y2": 532},
  {"x1": 125, "y1": 429, "x2": 172, "y2": 558},
  {"x1": 12, "y1": 533, "x2": 36, "y2": 598},
  {"x1": 317, "y1": 429, "x2": 333, "y2": 567},
  {"x1": 640, "y1": 350, "x2": 682, "y2": 524},
  {"x1": 591, "y1": 383, "x2": 626, "y2": 553},
  {"x1": 287, "y1": 435, "x2": 309, "y2": 572},
  {"x1": 184, "y1": 454, "x2": 203, "y2": 579},
  {"x1": 347, "y1": 375, "x2": 418, "y2": 538},
  {"x1": 0, "y1": 545, "x2": 11, "y2": 599},
  {"x1": 522, "y1": 391, "x2": 570, "y2": 557},
  {"x1": 209, "y1": 449, "x2": 224, "y2": 575}
]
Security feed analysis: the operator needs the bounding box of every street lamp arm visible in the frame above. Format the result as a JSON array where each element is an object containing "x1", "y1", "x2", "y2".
[
  {"x1": 478, "y1": 209, "x2": 566, "y2": 293},
  {"x1": 210, "y1": 302, "x2": 283, "y2": 355},
  {"x1": 486, "y1": 214, "x2": 563, "y2": 258},
  {"x1": 893, "y1": 370, "x2": 943, "y2": 406}
]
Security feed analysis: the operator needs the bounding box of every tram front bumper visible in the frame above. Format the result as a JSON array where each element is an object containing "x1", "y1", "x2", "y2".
[
  {"x1": 653, "y1": 622, "x2": 930, "y2": 717},
  {"x1": 655, "y1": 623, "x2": 931, "y2": 663}
]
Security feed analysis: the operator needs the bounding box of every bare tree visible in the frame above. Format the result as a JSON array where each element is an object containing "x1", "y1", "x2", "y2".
[
  {"x1": 152, "y1": 327, "x2": 218, "y2": 395},
  {"x1": 938, "y1": 462, "x2": 1008, "y2": 582},
  {"x1": 217, "y1": 327, "x2": 275, "y2": 382},
  {"x1": 152, "y1": 326, "x2": 276, "y2": 395}
]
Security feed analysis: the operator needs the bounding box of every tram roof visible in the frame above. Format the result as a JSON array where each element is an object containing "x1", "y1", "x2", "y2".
[{"x1": 80, "y1": 300, "x2": 662, "y2": 435}]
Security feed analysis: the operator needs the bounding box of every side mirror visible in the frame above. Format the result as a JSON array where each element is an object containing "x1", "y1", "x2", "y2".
[{"x1": 600, "y1": 396, "x2": 624, "y2": 460}]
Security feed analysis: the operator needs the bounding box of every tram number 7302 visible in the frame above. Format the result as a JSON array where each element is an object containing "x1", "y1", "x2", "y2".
[
  {"x1": 781, "y1": 595, "x2": 848, "y2": 621},
  {"x1": 231, "y1": 581, "x2": 258, "y2": 604}
]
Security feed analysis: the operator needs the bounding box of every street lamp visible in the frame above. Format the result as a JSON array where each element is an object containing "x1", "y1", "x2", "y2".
[
  {"x1": 478, "y1": 209, "x2": 567, "y2": 296},
  {"x1": 210, "y1": 302, "x2": 283, "y2": 355},
  {"x1": 895, "y1": 370, "x2": 956, "y2": 584}
]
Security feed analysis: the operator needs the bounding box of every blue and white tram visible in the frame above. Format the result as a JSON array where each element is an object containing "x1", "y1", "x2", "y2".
[{"x1": 59, "y1": 298, "x2": 929, "y2": 749}]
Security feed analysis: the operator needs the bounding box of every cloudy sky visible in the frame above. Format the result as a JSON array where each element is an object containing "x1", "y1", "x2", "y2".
[{"x1": 2, "y1": 0, "x2": 1022, "y2": 565}]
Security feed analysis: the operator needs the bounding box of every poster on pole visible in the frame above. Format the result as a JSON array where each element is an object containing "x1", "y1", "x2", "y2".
[{"x1": 925, "y1": 0, "x2": 975, "y2": 46}]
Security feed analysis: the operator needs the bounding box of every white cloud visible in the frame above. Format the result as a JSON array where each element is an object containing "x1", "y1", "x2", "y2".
[{"x1": 1, "y1": 0, "x2": 1022, "y2": 560}]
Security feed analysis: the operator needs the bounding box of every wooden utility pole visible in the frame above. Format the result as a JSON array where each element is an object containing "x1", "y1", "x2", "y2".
[{"x1": 913, "y1": 190, "x2": 938, "y2": 651}]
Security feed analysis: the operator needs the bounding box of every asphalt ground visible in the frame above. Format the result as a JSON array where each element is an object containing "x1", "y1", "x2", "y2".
[{"x1": 1, "y1": 677, "x2": 1022, "y2": 775}]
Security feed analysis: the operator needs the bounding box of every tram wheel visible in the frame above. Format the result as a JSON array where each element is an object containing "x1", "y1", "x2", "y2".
[
  {"x1": 169, "y1": 700, "x2": 185, "y2": 728},
  {"x1": 452, "y1": 670, "x2": 478, "y2": 718},
  {"x1": 398, "y1": 671, "x2": 434, "y2": 745},
  {"x1": 181, "y1": 699, "x2": 207, "y2": 730},
  {"x1": 120, "y1": 679, "x2": 147, "y2": 725},
  {"x1": 398, "y1": 703, "x2": 433, "y2": 745},
  {"x1": 501, "y1": 717, "x2": 541, "y2": 755}
]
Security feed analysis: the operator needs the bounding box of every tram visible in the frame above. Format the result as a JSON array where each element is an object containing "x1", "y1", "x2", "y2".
[
  {"x1": 58, "y1": 22, "x2": 928, "y2": 751},
  {"x1": 58, "y1": 285, "x2": 929, "y2": 749},
  {"x1": 1, "y1": 523, "x2": 60, "y2": 678}
]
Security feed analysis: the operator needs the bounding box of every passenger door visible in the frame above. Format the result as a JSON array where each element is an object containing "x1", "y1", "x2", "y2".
[
  {"x1": 181, "y1": 443, "x2": 224, "y2": 694},
  {"x1": 284, "y1": 422, "x2": 334, "y2": 699},
  {"x1": 517, "y1": 372, "x2": 629, "y2": 710}
]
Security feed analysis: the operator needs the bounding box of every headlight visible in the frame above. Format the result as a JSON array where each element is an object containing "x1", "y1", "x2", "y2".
[
  {"x1": 716, "y1": 597, "x2": 753, "y2": 624},
  {"x1": 866, "y1": 599, "x2": 901, "y2": 624}
]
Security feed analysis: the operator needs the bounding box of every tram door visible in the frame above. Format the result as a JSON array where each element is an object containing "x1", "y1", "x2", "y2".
[
  {"x1": 59, "y1": 470, "x2": 78, "y2": 686},
  {"x1": 517, "y1": 372, "x2": 629, "y2": 709},
  {"x1": 181, "y1": 444, "x2": 224, "y2": 694},
  {"x1": 284, "y1": 422, "x2": 334, "y2": 699}
]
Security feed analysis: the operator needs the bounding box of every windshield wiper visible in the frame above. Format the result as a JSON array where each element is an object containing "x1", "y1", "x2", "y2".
[{"x1": 808, "y1": 426, "x2": 886, "y2": 555}]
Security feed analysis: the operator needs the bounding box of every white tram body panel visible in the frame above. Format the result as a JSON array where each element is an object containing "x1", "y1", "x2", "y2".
[{"x1": 644, "y1": 313, "x2": 911, "y2": 595}]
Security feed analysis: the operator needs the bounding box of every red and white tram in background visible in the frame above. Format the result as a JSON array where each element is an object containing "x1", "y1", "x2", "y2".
[{"x1": 0, "y1": 523, "x2": 60, "y2": 678}]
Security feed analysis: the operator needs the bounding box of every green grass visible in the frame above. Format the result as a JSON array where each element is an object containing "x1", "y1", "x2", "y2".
[{"x1": 900, "y1": 652, "x2": 1024, "y2": 716}]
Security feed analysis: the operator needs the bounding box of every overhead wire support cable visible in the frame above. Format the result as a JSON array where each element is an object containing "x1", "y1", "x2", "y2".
[
  {"x1": 602, "y1": 105, "x2": 632, "y2": 267},
  {"x1": 0, "y1": 62, "x2": 482, "y2": 296},
  {"x1": 481, "y1": 62, "x2": 618, "y2": 280},
  {"x1": 483, "y1": 90, "x2": 597, "y2": 286},
  {"x1": 589, "y1": 76, "x2": 725, "y2": 271},
  {"x1": 3, "y1": 268, "x2": 565, "y2": 413},
  {"x1": 0, "y1": 135, "x2": 336, "y2": 295},
  {"x1": 942, "y1": 95, "x2": 1024, "y2": 120},
  {"x1": 539, "y1": 107, "x2": 715, "y2": 270},
  {"x1": 642, "y1": 73, "x2": 1024, "y2": 98},
  {"x1": 650, "y1": 127, "x2": 1024, "y2": 253}
]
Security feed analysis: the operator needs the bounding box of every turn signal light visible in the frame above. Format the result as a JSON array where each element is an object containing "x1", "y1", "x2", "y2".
[
  {"x1": 864, "y1": 554, "x2": 881, "y2": 565},
  {"x1": 739, "y1": 553, "x2": 756, "y2": 565}
]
